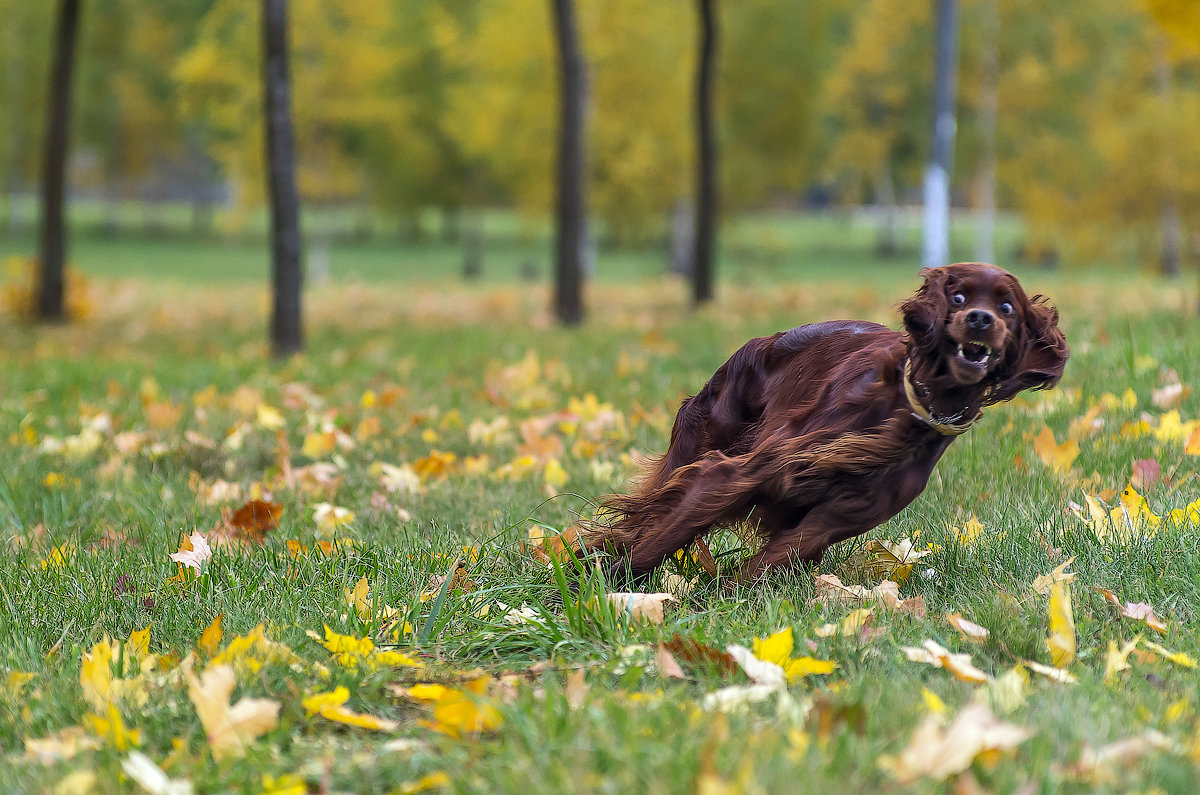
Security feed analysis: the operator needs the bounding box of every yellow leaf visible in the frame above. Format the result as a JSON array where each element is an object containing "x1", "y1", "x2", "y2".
[
  {"x1": 80, "y1": 638, "x2": 115, "y2": 712},
  {"x1": 1047, "y1": 581, "x2": 1076, "y2": 667},
  {"x1": 921, "y1": 687, "x2": 946, "y2": 715},
  {"x1": 428, "y1": 689, "x2": 504, "y2": 737},
  {"x1": 1186, "y1": 425, "x2": 1200, "y2": 456},
  {"x1": 864, "y1": 538, "x2": 932, "y2": 582},
  {"x1": 186, "y1": 662, "x2": 280, "y2": 761},
  {"x1": 395, "y1": 772, "x2": 451, "y2": 794},
  {"x1": 255, "y1": 404, "x2": 286, "y2": 430},
  {"x1": 198, "y1": 614, "x2": 224, "y2": 658},
  {"x1": 345, "y1": 576, "x2": 371, "y2": 620},
  {"x1": 126, "y1": 626, "x2": 151, "y2": 662},
  {"x1": 752, "y1": 628, "x2": 794, "y2": 667},
  {"x1": 303, "y1": 686, "x2": 399, "y2": 732},
  {"x1": 1119, "y1": 485, "x2": 1161, "y2": 527},
  {"x1": 951, "y1": 516, "x2": 985, "y2": 546},
  {"x1": 313, "y1": 502, "x2": 355, "y2": 532},
  {"x1": 783, "y1": 657, "x2": 838, "y2": 683},
  {"x1": 52, "y1": 770, "x2": 97, "y2": 795},
  {"x1": 839, "y1": 608, "x2": 874, "y2": 636},
  {"x1": 542, "y1": 458, "x2": 568, "y2": 489},
  {"x1": 82, "y1": 705, "x2": 142, "y2": 750},
  {"x1": 1104, "y1": 637, "x2": 1140, "y2": 683},
  {"x1": 1032, "y1": 557, "x2": 1076, "y2": 595},
  {"x1": 1033, "y1": 425, "x2": 1079, "y2": 474},
  {"x1": 1143, "y1": 641, "x2": 1199, "y2": 668}
]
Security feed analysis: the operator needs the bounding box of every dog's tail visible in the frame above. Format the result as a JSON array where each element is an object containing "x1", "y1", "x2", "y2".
[{"x1": 586, "y1": 385, "x2": 714, "y2": 555}]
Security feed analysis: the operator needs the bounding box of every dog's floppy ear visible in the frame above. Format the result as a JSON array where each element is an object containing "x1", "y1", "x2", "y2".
[
  {"x1": 900, "y1": 267, "x2": 949, "y2": 355},
  {"x1": 989, "y1": 294, "x2": 1068, "y2": 403}
]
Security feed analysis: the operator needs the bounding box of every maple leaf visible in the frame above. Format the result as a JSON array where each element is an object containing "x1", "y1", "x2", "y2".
[
  {"x1": 950, "y1": 516, "x2": 986, "y2": 546},
  {"x1": 303, "y1": 687, "x2": 399, "y2": 732},
  {"x1": 185, "y1": 662, "x2": 280, "y2": 761},
  {"x1": 1031, "y1": 558, "x2": 1076, "y2": 595},
  {"x1": 1130, "y1": 459, "x2": 1162, "y2": 491},
  {"x1": 1033, "y1": 425, "x2": 1079, "y2": 474},
  {"x1": 169, "y1": 532, "x2": 212, "y2": 574},
  {"x1": 726, "y1": 644, "x2": 786, "y2": 688},
  {"x1": 345, "y1": 576, "x2": 371, "y2": 620},
  {"x1": 82, "y1": 704, "x2": 142, "y2": 750},
  {"x1": 209, "y1": 624, "x2": 307, "y2": 676},
  {"x1": 901, "y1": 640, "x2": 989, "y2": 683},
  {"x1": 605, "y1": 592, "x2": 676, "y2": 624},
  {"x1": 1104, "y1": 637, "x2": 1140, "y2": 683},
  {"x1": 878, "y1": 703, "x2": 1033, "y2": 784},
  {"x1": 863, "y1": 538, "x2": 932, "y2": 582},
  {"x1": 751, "y1": 628, "x2": 838, "y2": 683},
  {"x1": 309, "y1": 625, "x2": 423, "y2": 671}
]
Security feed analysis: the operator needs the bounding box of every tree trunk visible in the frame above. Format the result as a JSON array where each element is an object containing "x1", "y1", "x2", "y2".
[
  {"x1": 921, "y1": 0, "x2": 960, "y2": 271},
  {"x1": 262, "y1": 0, "x2": 304, "y2": 356},
  {"x1": 692, "y1": 0, "x2": 718, "y2": 305},
  {"x1": 550, "y1": 0, "x2": 587, "y2": 325},
  {"x1": 1156, "y1": 46, "x2": 1181, "y2": 278},
  {"x1": 974, "y1": 0, "x2": 997, "y2": 265},
  {"x1": 37, "y1": 0, "x2": 82, "y2": 322},
  {"x1": 875, "y1": 161, "x2": 899, "y2": 257}
]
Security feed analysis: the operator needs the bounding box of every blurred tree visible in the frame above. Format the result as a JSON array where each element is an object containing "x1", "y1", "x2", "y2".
[
  {"x1": 551, "y1": 0, "x2": 587, "y2": 325},
  {"x1": 445, "y1": 0, "x2": 691, "y2": 246},
  {"x1": 0, "y1": 3, "x2": 51, "y2": 227},
  {"x1": 822, "y1": 0, "x2": 933, "y2": 256},
  {"x1": 262, "y1": 0, "x2": 303, "y2": 355},
  {"x1": 37, "y1": 0, "x2": 82, "y2": 322},
  {"x1": 692, "y1": 0, "x2": 717, "y2": 305}
]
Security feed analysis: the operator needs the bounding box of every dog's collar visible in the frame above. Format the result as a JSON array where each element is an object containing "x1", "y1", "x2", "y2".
[{"x1": 903, "y1": 359, "x2": 981, "y2": 436}]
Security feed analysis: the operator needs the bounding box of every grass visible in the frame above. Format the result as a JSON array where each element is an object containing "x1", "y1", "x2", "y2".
[{"x1": 1, "y1": 243, "x2": 1200, "y2": 791}]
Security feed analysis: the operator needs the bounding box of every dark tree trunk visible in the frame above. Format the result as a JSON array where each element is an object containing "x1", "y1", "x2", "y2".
[
  {"x1": 550, "y1": 0, "x2": 586, "y2": 325},
  {"x1": 262, "y1": 0, "x2": 304, "y2": 355},
  {"x1": 692, "y1": 0, "x2": 718, "y2": 305},
  {"x1": 37, "y1": 0, "x2": 82, "y2": 322},
  {"x1": 921, "y1": 0, "x2": 959, "y2": 271}
]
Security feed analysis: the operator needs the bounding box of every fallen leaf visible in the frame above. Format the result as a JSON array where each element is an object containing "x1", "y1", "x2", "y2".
[
  {"x1": 420, "y1": 559, "x2": 476, "y2": 602},
  {"x1": 1151, "y1": 382, "x2": 1190, "y2": 410},
  {"x1": 655, "y1": 644, "x2": 687, "y2": 680},
  {"x1": 121, "y1": 750, "x2": 194, "y2": 795},
  {"x1": 663, "y1": 635, "x2": 739, "y2": 676},
  {"x1": 228, "y1": 500, "x2": 283, "y2": 539},
  {"x1": 702, "y1": 684, "x2": 781, "y2": 712},
  {"x1": 197, "y1": 615, "x2": 223, "y2": 658},
  {"x1": 1104, "y1": 637, "x2": 1140, "y2": 683},
  {"x1": 946, "y1": 613, "x2": 989, "y2": 642},
  {"x1": 24, "y1": 727, "x2": 101, "y2": 764},
  {"x1": 169, "y1": 532, "x2": 212, "y2": 575},
  {"x1": 1032, "y1": 557, "x2": 1076, "y2": 595},
  {"x1": 1046, "y1": 580, "x2": 1076, "y2": 667},
  {"x1": 901, "y1": 640, "x2": 989, "y2": 683},
  {"x1": 1120, "y1": 602, "x2": 1167, "y2": 633},
  {"x1": 1142, "y1": 641, "x2": 1198, "y2": 668},
  {"x1": 863, "y1": 539, "x2": 933, "y2": 582},
  {"x1": 726, "y1": 644, "x2": 786, "y2": 688},
  {"x1": 878, "y1": 703, "x2": 1033, "y2": 784},
  {"x1": 1033, "y1": 425, "x2": 1079, "y2": 474},
  {"x1": 751, "y1": 628, "x2": 838, "y2": 683},
  {"x1": 303, "y1": 687, "x2": 399, "y2": 732},
  {"x1": 1130, "y1": 459, "x2": 1161, "y2": 491},
  {"x1": 185, "y1": 663, "x2": 280, "y2": 761},
  {"x1": 606, "y1": 592, "x2": 675, "y2": 624},
  {"x1": 1024, "y1": 660, "x2": 1077, "y2": 684},
  {"x1": 1066, "y1": 730, "x2": 1178, "y2": 782}
]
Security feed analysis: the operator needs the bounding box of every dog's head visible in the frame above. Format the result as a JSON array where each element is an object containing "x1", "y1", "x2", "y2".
[{"x1": 901, "y1": 262, "x2": 1068, "y2": 400}]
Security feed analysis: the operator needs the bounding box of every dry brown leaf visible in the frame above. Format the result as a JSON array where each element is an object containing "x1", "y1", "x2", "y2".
[
  {"x1": 420, "y1": 559, "x2": 476, "y2": 602},
  {"x1": 663, "y1": 634, "x2": 739, "y2": 677},
  {"x1": 229, "y1": 500, "x2": 283, "y2": 537}
]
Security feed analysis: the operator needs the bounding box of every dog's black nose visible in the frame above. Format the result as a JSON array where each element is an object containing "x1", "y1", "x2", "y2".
[{"x1": 966, "y1": 309, "x2": 994, "y2": 330}]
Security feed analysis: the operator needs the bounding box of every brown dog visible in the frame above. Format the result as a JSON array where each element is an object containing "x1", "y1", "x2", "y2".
[{"x1": 592, "y1": 263, "x2": 1068, "y2": 583}]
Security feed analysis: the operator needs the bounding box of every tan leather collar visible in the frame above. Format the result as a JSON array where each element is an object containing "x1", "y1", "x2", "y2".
[{"x1": 903, "y1": 359, "x2": 981, "y2": 436}]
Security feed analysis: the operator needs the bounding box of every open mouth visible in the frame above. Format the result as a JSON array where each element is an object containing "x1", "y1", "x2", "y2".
[{"x1": 956, "y1": 342, "x2": 993, "y2": 368}]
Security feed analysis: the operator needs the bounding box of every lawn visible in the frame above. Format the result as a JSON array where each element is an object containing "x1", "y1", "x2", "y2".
[{"x1": 1, "y1": 242, "x2": 1199, "y2": 792}]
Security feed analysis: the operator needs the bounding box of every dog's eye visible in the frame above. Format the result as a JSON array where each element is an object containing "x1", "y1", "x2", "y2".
[
  {"x1": 951, "y1": 293, "x2": 966, "y2": 305},
  {"x1": 999, "y1": 302, "x2": 1014, "y2": 315}
]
